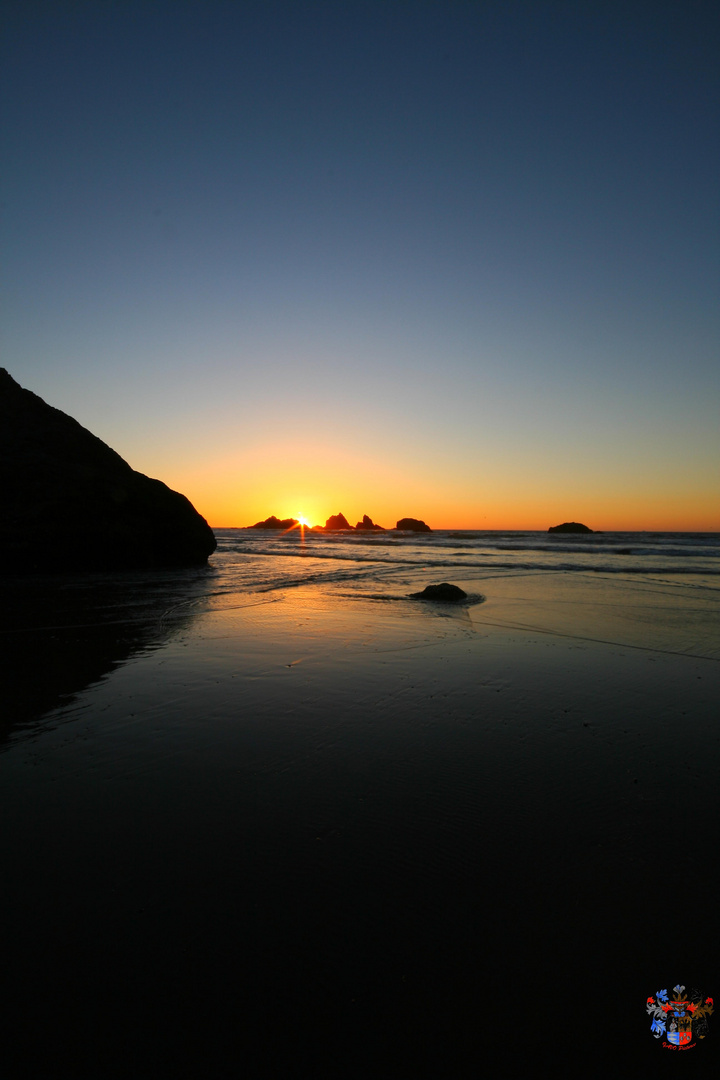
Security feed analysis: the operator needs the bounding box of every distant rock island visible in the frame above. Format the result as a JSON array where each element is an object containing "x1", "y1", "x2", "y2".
[
  {"x1": 548, "y1": 521, "x2": 594, "y2": 534},
  {"x1": 248, "y1": 512, "x2": 430, "y2": 532},
  {"x1": 396, "y1": 517, "x2": 431, "y2": 532},
  {"x1": 0, "y1": 369, "x2": 216, "y2": 572},
  {"x1": 249, "y1": 515, "x2": 300, "y2": 530},
  {"x1": 355, "y1": 514, "x2": 385, "y2": 531},
  {"x1": 324, "y1": 512, "x2": 353, "y2": 531}
]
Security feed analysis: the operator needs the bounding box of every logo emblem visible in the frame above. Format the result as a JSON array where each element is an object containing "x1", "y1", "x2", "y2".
[{"x1": 646, "y1": 985, "x2": 714, "y2": 1049}]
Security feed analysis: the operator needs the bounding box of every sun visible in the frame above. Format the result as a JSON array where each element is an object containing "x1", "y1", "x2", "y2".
[{"x1": 297, "y1": 515, "x2": 311, "y2": 527}]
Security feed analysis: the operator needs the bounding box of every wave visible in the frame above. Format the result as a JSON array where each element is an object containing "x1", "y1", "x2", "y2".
[
  {"x1": 211, "y1": 531, "x2": 720, "y2": 593},
  {"x1": 212, "y1": 552, "x2": 720, "y2": 583}
]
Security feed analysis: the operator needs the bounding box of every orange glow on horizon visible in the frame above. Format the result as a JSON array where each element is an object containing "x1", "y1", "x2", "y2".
[
  {"x1": 195, "y1": 497, "x2": 719, "y2": 533},
  {"x1": 178, "y1": 490, "x2": 720, "y2": 534},
  {"x1": 153, "y1": 438, "x2": 720, "y2": 534},
  {"x1": 190, "y1": 484, "x2": 719, "y2": 533}
]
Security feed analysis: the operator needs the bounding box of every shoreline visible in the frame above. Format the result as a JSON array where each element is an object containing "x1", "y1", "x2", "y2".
[{"x1": 1, "y1": 568, "x2": 719, "y2": 1072}]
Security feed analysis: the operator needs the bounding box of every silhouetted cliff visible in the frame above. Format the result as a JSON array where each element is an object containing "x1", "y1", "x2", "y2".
[{"x1": 0, "y1": 369, "x2": 216, "y2": 571}]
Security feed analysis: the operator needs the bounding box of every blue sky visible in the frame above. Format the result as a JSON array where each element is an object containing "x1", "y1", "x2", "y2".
[{"x1": 2, "y1": 1, "x2": 718, "y2": 528}]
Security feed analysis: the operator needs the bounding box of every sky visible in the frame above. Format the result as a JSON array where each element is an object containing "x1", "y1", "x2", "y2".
[{"x1": 2, "y1": 0, "x2": 718, "y2": 530}]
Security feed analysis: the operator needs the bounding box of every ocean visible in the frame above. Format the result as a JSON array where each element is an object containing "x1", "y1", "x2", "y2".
[
  {"x1": 209, "y1": 528, "x2": 720, "y2": 662},
  {"x1": 214, "y1": 527, "x2": 720, "y2": 588},
  {"x1": 2, "y1": 530, "x2": 719, "y2": 1074}
]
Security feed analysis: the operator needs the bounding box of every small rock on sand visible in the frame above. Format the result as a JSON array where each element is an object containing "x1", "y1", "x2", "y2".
[{"x1": 410, "y1": 583, "x2": 467, "y2": 602}]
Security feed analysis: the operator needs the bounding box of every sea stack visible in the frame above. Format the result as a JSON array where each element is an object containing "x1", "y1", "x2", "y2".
[
  {"x1": 249, "y1": 516, "x2": 298, "y2": 529},
  {"x1": 324, "y1": 513, "x2": 354, "y2": 531},
  {"x1": 548, "y1": 522, "x2": 594, "y2": 534},
  {"x1": 355, "y1": 515, "x2": 385, "y2": 531},
  {"x1": 0, "y1": 369, "x2": 217, "y2": 572},
  {"x1": 395, "y1": 517, "x2": 432, "y2": 532}
]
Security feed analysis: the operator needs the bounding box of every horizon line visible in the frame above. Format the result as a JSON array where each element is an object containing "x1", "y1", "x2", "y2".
[{"x1": 208, "y1": 525, "x2": 719, "y2": 534}]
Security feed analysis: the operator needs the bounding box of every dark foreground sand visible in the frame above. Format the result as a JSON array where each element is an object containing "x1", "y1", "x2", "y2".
[{"x1": 1, "y1": 572, "x2": 718, "y2": 1076}]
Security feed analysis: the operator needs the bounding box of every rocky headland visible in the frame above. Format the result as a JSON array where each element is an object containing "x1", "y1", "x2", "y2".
[{"x1": 0, "y1": 369, "x2": 216, "y2": 572}]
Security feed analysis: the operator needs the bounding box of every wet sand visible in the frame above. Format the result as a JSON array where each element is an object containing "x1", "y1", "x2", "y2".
[{"x1": 2, "y1": 573, "x2": 719, "y2": 1075}]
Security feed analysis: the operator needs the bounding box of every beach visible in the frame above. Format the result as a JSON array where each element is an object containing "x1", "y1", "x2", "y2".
[{"x1": 2, "y1": 531, "x2": 719, "y2": 1075}]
